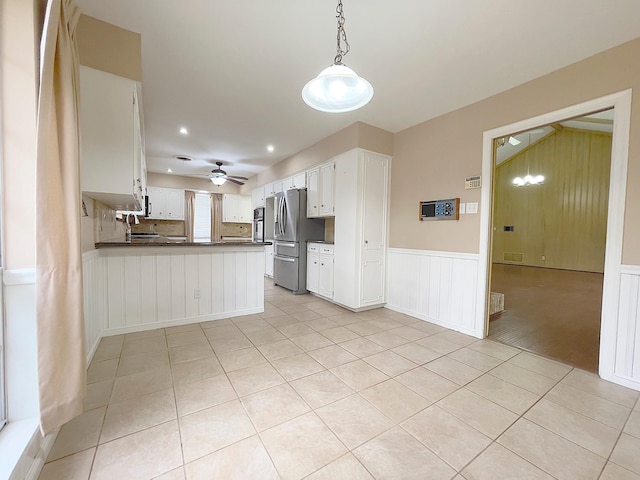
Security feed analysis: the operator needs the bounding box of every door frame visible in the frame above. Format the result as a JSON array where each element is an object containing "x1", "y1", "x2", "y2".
[{"x1": 476, "y1": 89, "x2": 632, "y2": 385}]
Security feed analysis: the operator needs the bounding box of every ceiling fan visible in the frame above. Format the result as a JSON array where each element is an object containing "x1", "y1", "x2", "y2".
[{"x1": 200, "y1": 161, "x2": 249, "y2": 186}]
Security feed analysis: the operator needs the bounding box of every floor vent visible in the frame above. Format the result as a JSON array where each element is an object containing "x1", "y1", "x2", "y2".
[{"x1": 503, "y1": 252, "x2": 524, "y2": 263}]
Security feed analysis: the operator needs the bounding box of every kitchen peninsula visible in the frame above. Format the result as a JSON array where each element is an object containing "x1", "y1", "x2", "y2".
[{"x1": 82, "y1": 240, "x2": 270, "y2": 362}]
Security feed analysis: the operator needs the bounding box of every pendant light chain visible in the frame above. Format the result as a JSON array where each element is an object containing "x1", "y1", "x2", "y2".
[{"x1": 334, "y1": 0, "x2": 350, "y2": 65}]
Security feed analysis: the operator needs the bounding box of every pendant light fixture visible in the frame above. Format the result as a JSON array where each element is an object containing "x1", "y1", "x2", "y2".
[{"x1": 302, "y1": 0, "x2": 373, "y2": 113}]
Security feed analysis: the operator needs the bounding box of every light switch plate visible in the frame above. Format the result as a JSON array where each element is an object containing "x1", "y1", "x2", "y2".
[
  {"x1": 467, "y1": 202, "x2": 478, "y2": 214},
  {"x1": 459, "y1": 203, "x2": 466, "y2": 215}
]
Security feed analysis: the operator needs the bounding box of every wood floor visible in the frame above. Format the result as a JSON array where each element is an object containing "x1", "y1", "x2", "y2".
[{"x1": 488, "y1": 263, "x2": 603, "y2": 372}]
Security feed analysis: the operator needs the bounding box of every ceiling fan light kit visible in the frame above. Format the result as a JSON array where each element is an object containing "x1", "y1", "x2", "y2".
[
  {"x1": 302, "y1": 0, "x2": 373, "y2": 113},
  {"x1": 206, "y1": 161, "x2": 249, "y2": 186}
]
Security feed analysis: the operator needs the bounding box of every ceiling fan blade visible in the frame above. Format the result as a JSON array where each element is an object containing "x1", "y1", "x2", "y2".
[
  {"x1": 227, "y1": 175, "x2": 249, "y2": 181},
  {"x1": 225, "y1": 177, "x2": 245, "y2": 185}
]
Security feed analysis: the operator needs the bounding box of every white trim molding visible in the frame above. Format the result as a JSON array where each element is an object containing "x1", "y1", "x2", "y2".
[
  {"x1": 387, "y1": 248, "x2": 483, "y2": 338},
  {"x1": 480, "y1": 89, "x2": 637, "y2": 390},
  {"x1": 3, "y1": 269, "x2": 36, "y2": 286}
]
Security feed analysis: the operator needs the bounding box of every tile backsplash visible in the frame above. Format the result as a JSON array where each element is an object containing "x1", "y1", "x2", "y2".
[
  {"x1": 222, "y1": 222, "x2": 252, "y2": 237},
  {"x1": 132, "y1": 219, "x2": 185, "y2": 236}
]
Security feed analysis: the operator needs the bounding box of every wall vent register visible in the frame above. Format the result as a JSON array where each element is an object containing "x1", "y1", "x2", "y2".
[{"x1": 420, "y1": 198, "x2": 460, "y2": 221}]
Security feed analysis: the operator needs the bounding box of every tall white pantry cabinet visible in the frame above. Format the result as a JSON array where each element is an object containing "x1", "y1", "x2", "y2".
[{"x1": 333, "y1": 149, "x2": 390, "y2": 310}]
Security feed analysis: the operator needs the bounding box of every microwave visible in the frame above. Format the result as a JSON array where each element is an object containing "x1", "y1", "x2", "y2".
[{"x1": 254, "y1": 207, "x2": 264, "y2": 221}]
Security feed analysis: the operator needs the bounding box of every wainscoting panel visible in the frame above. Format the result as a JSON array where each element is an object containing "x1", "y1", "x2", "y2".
[
  {"x1": 82, "y1": 246, "x2": 266, "y2": 355},
  {"x1": 387, "y1": 249, "x2": 482, "y2": 337},
  {"x1": 614, "y1": 267, "x2": 640, "y2": 389},
  {"x1": 82, "y1": 251, "x2": 105, "y2": 363}
]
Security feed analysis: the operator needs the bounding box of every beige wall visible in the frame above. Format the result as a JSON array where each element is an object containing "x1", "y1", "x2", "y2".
[
  {"x1": 1, "y1": 0, "x2": 39, "y2": 269},
  {"x1": 76, "y1": 15, "x2": 142, "y2": 81},
  {"x1": 391, "y1": 36, "x2": 640, "y2": 265},
  {"x1": 493, "y1": 129, "x2": 612, "y2": 272},
  {"x1": 243, "y1": 122, "x2": 394, "y2": 194}
]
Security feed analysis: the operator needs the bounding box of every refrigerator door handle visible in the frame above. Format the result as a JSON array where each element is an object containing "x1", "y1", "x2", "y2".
[
  {"x1": 278, "y1": 242, "x2": 296, "y2": 248},
  {"x1": 281, "y1": 195, "x2": 287, "y2": 236},
  {"x1": 274, "y1": 255, "x2": 296, "y2": 263}
]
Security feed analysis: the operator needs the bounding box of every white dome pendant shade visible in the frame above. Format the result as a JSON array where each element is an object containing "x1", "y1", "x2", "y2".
[
  {"x1": 302, "y1": 0, "x2": 373, "y2": 113},
  {"x1": 302, "y1": 64, "x2": 373, "y2": 113}
]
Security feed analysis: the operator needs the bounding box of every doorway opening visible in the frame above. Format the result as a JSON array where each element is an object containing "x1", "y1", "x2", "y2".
[{"x1": 487, "y1": 111, "x2": 613, "y2": 372}]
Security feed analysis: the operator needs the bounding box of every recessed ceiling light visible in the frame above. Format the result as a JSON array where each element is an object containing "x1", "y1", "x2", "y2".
[
  {"x1": 167, "y1": 168, "x2": 173, "y2": 173},
  {"x1": 179, "y1": 127, "x2": 189, "y2": 135},
  {"x1": 267, "y1": 145, "x2": 275, "y2": 153}
]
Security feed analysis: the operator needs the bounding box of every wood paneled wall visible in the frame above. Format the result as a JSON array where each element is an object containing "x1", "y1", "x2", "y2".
[{"x1": 492, "y1": 128, "x2": 611, "y2": 273}]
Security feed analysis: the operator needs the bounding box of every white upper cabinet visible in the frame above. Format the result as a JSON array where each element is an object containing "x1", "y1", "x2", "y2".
[
  {"x1": 306, "y1": 161, "x2": 335, "y2": 218},
  {"x1": 319, "y1": 162, "x2": 335, "y2": 216},
  {"x1": 147, "y1": 187, "x2": 184, "y2": 220},
  {"x1": 306, "y1": 168, "x2": 320, "y2": 217},
  {"x1": 252, "y1": 186, "x2": 265, "y2": 208},
  {"x1": 165, "y1": 189, "x2": 185, "y2": 220},
  {"x1": 333, "y1": 149, "x2": 390, "y2": 310},
  {"x1": 80, "y1": 66, "x2": 145, "y2": 211},
  {"x1": 282, "y1": 172, "x2": 306, "y2": 191},
  {"x1": 223, "y1": 194, "x2": 252, "y2": 223},
  {"x1": 239, "y1": 195, "x2": 253, "y2": 223},
  {"x1": 264, "y1": 181, "x2": 282, "y2": 197},
  {"x1": 223, "y1": 194, "x2": 239, "y2": 222}
]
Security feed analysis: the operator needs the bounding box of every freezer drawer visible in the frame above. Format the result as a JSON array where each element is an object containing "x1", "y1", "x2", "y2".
[
  {"x1": 275, "y1": 241, "x2": 299, "y2": 258},
  {"x1": 274, "y1": 254, "x2": 300, "y2": 292}
]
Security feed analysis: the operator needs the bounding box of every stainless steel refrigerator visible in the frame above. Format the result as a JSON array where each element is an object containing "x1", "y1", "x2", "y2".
[{"x1": 273, "y1": 188, "x2": 325, "y2": 294}]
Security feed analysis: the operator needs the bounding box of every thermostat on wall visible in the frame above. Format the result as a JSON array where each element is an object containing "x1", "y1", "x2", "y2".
[
  {"x1": 419, "y1": 198, "x2": 460, "y2": 221},
  {"x1": 465, "y1": 175, "x2": 481, "y2": 189}
]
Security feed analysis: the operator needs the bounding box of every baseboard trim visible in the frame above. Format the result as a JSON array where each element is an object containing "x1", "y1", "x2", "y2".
[
  {"x1": 99, "y1": 307, "x2": 264, "y2": 338},
  {"x1": 385, "y1": 303, "x2": 482, "y2": 339}
]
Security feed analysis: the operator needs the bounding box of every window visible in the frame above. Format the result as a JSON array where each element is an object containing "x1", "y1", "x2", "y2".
[{"x1": 193, "y1": 193, "x2": 211, "y2": 242}]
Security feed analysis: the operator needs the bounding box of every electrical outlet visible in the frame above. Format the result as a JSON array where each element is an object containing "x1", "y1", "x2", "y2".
[{"x1": 194, "y1": 288, "x2": 201, "y2": 299}]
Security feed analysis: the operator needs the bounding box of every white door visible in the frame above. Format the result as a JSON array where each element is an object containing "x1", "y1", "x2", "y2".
[{"x1": 360, "y1": 154, "x2": 387, "y2": 304}]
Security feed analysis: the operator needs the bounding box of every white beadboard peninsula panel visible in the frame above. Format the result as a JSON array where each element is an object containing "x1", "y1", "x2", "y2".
[
  {"x1": 83, "y1": 246, "x2": 265, "y2": 345},
  {"x1": 386, "y1": 248, "x2": 482, "y2": 338},
  {"x1": 612, "y1": 265, "x2": 640, "y2": 390},
  {"x1": 82, "y1": 251, "x2": 106, "y2": 364}
]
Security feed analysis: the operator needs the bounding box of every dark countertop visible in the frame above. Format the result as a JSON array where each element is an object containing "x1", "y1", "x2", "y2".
[{"x1": 95, "y1": 240, "x2": 272, "y2": 248}]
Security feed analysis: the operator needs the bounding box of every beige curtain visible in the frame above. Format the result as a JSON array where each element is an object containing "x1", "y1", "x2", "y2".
[
  {"x1": 35, "y1": 0, "x2": 85, "y2": 435},
  {"x1": 211, "y1": 193, "x2": 223, "y2": 241},
  {"x1": 185, "y1": 190, "x2": 196, "y2": 242}
]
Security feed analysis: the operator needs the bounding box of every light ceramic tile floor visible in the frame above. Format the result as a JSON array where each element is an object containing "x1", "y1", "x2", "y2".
[{"x1": 40, "y1": 279, "x2": 640, "y2": 480}]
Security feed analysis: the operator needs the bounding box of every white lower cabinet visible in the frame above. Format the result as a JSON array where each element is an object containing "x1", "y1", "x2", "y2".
[
  {"x1": 265, "y1": 242, "x2": 274, "y2": 277},
  {"x1": 307, "y1": 243, "x2": 333, "y2": 298}
]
